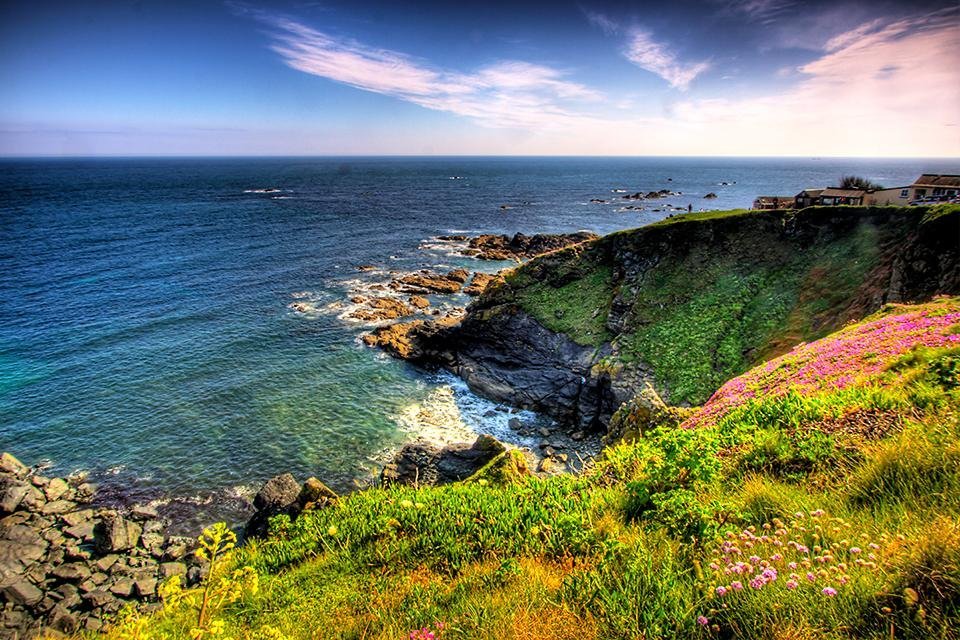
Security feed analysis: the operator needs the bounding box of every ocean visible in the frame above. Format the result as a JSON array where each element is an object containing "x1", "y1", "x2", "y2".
[{"x1": 2, "y1": 156, "x2": 957, "y2": 523}]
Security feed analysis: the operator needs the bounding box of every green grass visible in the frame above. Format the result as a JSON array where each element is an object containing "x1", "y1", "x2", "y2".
[
  {"x1": 507, "y1": 262, "x2": 615, "y2": 346},
  {"x1": 100, "y1": 318, "x2": 960, "y2": 640}
]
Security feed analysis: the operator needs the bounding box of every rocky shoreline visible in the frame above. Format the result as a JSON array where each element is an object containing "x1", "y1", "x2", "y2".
[
  {"x1": 0, "y1": 453, "x2": 205, "y2": 639},
  {"x1": 0, "y1": 230, "x2": 608, "y2": 638}
]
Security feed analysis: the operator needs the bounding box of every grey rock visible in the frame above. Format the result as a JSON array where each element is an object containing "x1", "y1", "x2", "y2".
[
  {"x1": 40, "y1": 500, "x2": 76, "y2": 516},
  {"x1": 129, "y1": 504, "x2": 159, "y2": 521},
  {"x1": 43, "y1": 478, "x2": 69, "y2": 502},
  {"x1": 159, "y1": 561, "x2": 187, "y2": 580},
  {"x1": 109, "y1": 578, "x2": 135, "y2": 597},
  {"x1": 60, "y1": 509, "x2": 94, "y2": 527},
  {"x1": 245, "y1": 474, "x2": 301, "y2": 539},
  {"x1": 83, "y1": 590, "x2": 115, "y2": 609},
  {"x1": 94, "y1": 513, "x2": 141, "y2": 553},
  {"x1": 161, "y1": 537, "x2": 192, "y2": 561},
  {"x1": 140, "y1": 532, "x2": 165, "y2": 556},
  {"x1": 0, "y1": 452, "x2": 28, "y2": 477},
  {"x1": 134, "y1": 576, "x2": 157, "y2": 597},
  {"x1": 0, "y1": 483, "x2": 29, "y2": 513},
  {"x1": 2, "y1": 580, "x2": 43, "y2": 606},
  {"x1": 47, "y1": 605, "x2": 78, "y2": 634},
  {"x1": 51, "y1": 562, "x2": 91, "y2": 582},
  {"x1": 95, "y1": 554, "x2": 119, "y2": 572}
]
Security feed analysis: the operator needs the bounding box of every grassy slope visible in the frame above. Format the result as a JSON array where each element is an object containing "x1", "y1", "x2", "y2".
[
  {"x1": 101, "y1": 299, "x2": 960, "y2": 640},
  {"x1": 499, "y1": 204, "x2": 959, "y2": 406}
]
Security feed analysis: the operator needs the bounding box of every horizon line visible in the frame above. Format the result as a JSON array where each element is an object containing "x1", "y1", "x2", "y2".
[{"x1": 2, "y1": 153, "x2": 960, "y2": 161}]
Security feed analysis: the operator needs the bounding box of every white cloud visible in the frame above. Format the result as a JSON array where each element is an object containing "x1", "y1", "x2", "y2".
[
  {"x1": 624, "y1": 30, "x2": 711, "y2": 90},
  {"x1": 262, "y1": 15, "x2": 601, "y2": 130},
  {"x1": 664, "y1": 9, "x2": 960, "y2": 156}
]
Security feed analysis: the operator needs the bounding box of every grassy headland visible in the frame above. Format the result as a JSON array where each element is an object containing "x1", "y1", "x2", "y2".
[{"x1": 487, "y1": 205, "x2": 959, "y2": 406}]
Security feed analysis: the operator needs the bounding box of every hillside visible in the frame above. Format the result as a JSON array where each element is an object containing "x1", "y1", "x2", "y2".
[
  {"x1": 424, "y1": 205, "x2": 960, "y2": 431},
  {"x1": 96, "y1": 297, "x2": 960, "y2": 639}
]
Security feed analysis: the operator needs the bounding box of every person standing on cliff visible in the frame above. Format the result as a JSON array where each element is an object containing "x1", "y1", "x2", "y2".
[{"x1": 688, "y1": 203, "x2": 692, "y2": 213}]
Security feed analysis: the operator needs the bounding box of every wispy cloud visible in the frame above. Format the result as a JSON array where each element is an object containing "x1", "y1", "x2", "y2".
[
  {"x1": 624, "y1": 29, "x2": 711, "y2": 90},
  {"x1": 583, "y1": 10, "x2": 620, "y2": 35},
  {"x1": 255, "y1": 13, "x2": 601, "y2": 129},
  {"x1": 714, "y1": 0, "x2": 795, "y2": 23},
  {"x1": 823, "y1": 17, "x2": 887, "y2": 52}
]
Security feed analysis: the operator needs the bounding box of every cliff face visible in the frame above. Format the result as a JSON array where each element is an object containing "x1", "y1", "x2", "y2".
[{"x1": 420, "y1": 205, "x2": 960, "y2": 432}]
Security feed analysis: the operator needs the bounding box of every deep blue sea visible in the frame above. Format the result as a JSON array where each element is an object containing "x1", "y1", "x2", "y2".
[{"x1": 2, "y1": 156, "x2": 958, "y2": 522}]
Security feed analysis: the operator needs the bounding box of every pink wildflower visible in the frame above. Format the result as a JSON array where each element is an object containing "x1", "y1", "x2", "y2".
[
  {"x1": 786, "y1": 579, "x2": 798, "y2": 590},
  {"x1": 731, "y1": 581, "x2": 743, "y2": 591},
  {"x1": 716, "y1": 586, "x2": 728, "y2": 596},
  {"x1": 697, "y1": 615, "x2": 709, "y2": 626},
  {"x1": 822, "y1": 587, "x2": 838, "y2": 597}
]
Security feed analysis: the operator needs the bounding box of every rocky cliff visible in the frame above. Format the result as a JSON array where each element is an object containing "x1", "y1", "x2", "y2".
[{"x1": 406, "y1": 205, "x2": 960, "y2": 432}]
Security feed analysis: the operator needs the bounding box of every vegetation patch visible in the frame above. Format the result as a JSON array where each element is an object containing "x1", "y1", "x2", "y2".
[{"x1": 509, "y1": 262, "x2": 614, "y2": 346}]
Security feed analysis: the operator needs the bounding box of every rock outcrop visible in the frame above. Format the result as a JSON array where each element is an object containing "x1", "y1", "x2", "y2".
[
  {"x1": 244, "y1": 475, "x2": 337, "y2": 540},
  {"x1": 460, "y1": 232, "x2": 597, "y2": 261},
  {"x1": 380, "y1": 435, "x2": 507, "y2": 487},
  {"x1": 373, "y1": 206, "x2": 960, "y2": 435},
  {"x1": 0, "y1": 453, "x2": 202, "y2": 638},
  {"x1": 390, "y1": 271, "x2": 466, "y2": 294}
]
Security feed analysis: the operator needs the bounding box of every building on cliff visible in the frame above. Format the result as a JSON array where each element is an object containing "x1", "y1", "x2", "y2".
[
  {"x1": 908, "y1": 174, "x2": 960, "y2": 202},
  {"x1": 752, "y1": 195, "x2": 796, "y2": 210}
]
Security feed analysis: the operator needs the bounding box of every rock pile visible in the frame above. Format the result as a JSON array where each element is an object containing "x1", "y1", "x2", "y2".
[{"x1": 0, "y1": 453, "x2": 201, "y2": 639}]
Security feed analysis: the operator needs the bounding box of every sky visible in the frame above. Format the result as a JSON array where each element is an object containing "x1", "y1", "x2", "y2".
[{"x1": 1, "y1": 0, "x2": 958, "y2": 157}]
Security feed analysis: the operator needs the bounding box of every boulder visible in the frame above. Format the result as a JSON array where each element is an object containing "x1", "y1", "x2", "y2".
[
  {"x1": 0, "y1": 452, "x2": 28, "y2": 477},
  {"x1": 2, "y1": 580, "x2": 43, "y2": 606},
  {"x1": 245, "y1": 473, "x2": 301, "y2": 539},
  {"x1": 44, "y1": 478, "x2": 69, "y2": 501},
  {"x1": 51, "y1": 562, "x2": 91, "y2": 582},
  {"x1": 381, "y1": 435, "x2": 507, "y2": 487},
  {"x1": 297, "y1": 478, "x2": 337, "y2": 510},
  {"x1": 253, "y1": 473, "x2": 300, "y2": 512},
  {"x1": 408, "y1": 295, "x2": 430, "y2": 309},
  {"x1": 94, "y1": 513, "x2": 142, "y2": 553},
  {"x1": 348, "y1": 297, "x2": 414, "y2": 322},
  {"x1": 447, "y1": 268, "x2": 470, "y2": 283},
  {"x1": 0, "y1": 483, "x2": 29, "y2": 513}
]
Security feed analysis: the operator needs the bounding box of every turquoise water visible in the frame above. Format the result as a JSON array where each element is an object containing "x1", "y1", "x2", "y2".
[{"x1": 2, "y1": 156, "x2": 957, "y2": 513}]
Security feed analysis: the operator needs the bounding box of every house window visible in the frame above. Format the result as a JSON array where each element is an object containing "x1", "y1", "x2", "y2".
[{"x1": 900, "y1": 189, "x2": 909, "y2": 198}]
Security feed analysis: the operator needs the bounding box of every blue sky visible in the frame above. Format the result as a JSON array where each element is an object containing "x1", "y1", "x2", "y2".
[{"x1": 1, "y1": 0, "x2": 958, "y2": 156}]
